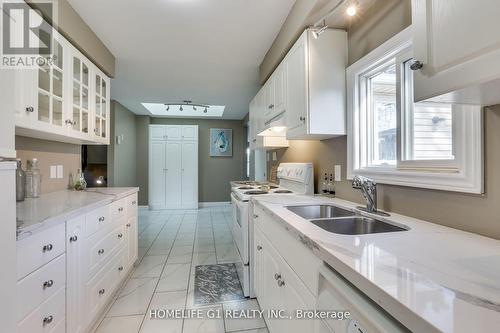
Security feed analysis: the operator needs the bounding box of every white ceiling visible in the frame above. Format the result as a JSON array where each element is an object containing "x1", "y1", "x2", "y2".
[{"x1": 67, "y1": 0, "x2": 296, "y2": 120}]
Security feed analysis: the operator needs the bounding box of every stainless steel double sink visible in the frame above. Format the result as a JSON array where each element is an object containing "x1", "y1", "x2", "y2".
[{"x1": 286, "y1": 205, "x2": 408, "y2": 235}]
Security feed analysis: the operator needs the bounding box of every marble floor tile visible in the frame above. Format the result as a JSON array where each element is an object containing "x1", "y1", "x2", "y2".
[
  {"x1": 156, "y1": 263, "x2": 191, "y2": 292},
  {"x1": 107, "y1": 278, "x2": 158, "y2": 317},
  {"x1": 223, "y1": 300, "x2": 266, "y2": 332},
  {"x1": 132, "y1": 255, "x2": 167, "y2": 278},
  {"x1": 139, "y1": 291, "x2": 186, "y2": 333},
  {"x1": 182, "y1": 306, "x2": 225, "y2": 333},
  {"x1": 95, "y1": 315, "x2": 143, "y2": 333}
]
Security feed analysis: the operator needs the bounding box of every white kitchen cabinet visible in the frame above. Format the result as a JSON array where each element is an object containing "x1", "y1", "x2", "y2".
[
  {"x1": 412, "y1": 0, "x2": 500, "y2": 105},
  {"x1": 149, "y1": 125, "x2": 199, "y2": 209},
  {"x1": 66, "y1": 215, "x2": 86, "y2": 333},
  {"x1": 285, "y1": 29, "x2": 347, "y2": 140},
  {"x1": 14, "y1": 17, "x2": 111, "y2": 145},
  {"x1": 272, "y1": 63, "x2": 286, "y2": 116}
]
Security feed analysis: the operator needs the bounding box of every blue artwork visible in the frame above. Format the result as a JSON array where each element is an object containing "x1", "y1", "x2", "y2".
[{"x1": 210, "y1": 128, "x2": 232, "y2": 157}]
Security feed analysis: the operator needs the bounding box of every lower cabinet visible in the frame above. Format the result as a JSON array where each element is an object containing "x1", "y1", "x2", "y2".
[
  {"x1": 254, "y1": 224, "x2": 316, "y2": 333},
  {"x1": 16, "y1": 192, "x2": 139, "y2": 333}
]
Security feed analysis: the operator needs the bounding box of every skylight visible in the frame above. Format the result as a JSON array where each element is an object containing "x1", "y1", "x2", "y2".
[{"x1": 142, "y1": 103, "x2": 226, "y2": 118}]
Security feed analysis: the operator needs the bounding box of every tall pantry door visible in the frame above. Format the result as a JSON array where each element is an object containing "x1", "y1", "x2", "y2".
[
  {"x1": 165, "y1": 141, "x2": 182, "y2": 208},
  {"x1": 181, "y1": 141, "x2": 198, "y2": 209},
  {"x1": 149, "y1": 141, "x2": 166, "y2": 209}
]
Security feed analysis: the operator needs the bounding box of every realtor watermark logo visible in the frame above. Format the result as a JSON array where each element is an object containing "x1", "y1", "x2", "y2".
[{"x1": 1, "y1": 1, "x2": 56, "y2": 68}]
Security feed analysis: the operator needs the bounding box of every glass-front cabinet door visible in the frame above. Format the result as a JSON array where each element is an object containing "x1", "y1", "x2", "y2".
[
  {"x1": 93, "y1": 69, "x2": 110, "y2": 144},
  {"x1": 32, "y1": 32, "x2": 68, "y2": 135},
  {"x1": 70, "y1": 49, "x2": 91, "y2": 139}
]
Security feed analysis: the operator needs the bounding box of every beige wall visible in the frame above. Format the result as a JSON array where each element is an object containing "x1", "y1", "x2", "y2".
[
  {"x1": 26, "y1": 0, "x2": 115, "y2": 77},
  {"x1": 267, "y1": 0, "x2": 500, "y2": 240},
  {"x1": 16, "y1": 136, "x2": 81, "y2": 194},
  {"x1": 135, "y1": 118, "x2": 246, "y2": 204}
]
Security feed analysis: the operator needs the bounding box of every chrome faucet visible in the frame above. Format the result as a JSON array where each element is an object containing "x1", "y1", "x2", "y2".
[{"x1": 352, "y1": 175, "x2": 378, "y2": 213}]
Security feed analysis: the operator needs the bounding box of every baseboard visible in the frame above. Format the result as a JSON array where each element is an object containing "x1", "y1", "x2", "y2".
[{"x1": 199, "y1": 201, "x2": 231, "y2": 208}]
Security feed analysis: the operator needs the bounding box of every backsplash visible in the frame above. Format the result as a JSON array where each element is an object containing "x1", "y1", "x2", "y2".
[{"x1": 15, "y1": 136, "x2": 81, "y2": 194}]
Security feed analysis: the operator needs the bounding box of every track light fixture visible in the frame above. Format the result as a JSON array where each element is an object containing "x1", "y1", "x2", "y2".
[
  {"x1": 163, "y1": 101, "x2": 211, "y2": 113},
  {"x1": 311, "y1": 0, "x2": 359, "y2": 38}
]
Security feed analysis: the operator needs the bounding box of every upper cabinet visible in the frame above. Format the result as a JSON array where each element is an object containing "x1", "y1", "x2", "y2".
[
  {"x1": 14, "y1": 23, "x2": 111, "y2": 145},
  {"x1": 285, "y1": 29, "x2": 347, "y2": 140},
  {"x1": 412, "y1": 0, "x2": 500, "y2": 105}
]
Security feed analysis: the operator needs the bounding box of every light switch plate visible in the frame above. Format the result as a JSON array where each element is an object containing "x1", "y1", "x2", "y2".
[
  {"x1": 50, "y1": 165, "x2": 57, "y2": 179},
  {"x1": 56, "y1": 165, "x2": 63, "y2": 179},
  {"x1": 334, "y1": 165, "x2": 341, "y2": 181}
]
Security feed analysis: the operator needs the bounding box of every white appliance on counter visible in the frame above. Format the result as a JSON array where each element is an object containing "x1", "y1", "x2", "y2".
[{"x1": 230, "y1": 162, "x2": 314, "y2": 297}]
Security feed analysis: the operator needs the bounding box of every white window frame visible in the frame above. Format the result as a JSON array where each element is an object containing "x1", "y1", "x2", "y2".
[{"x1": 347, "y1": 27, "x2": 484, "y2": 194}]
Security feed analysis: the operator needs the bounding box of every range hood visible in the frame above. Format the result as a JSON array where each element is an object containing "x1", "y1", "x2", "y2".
[{"x1": 258, "y1": 112, "x2": 287, "y2": 137}]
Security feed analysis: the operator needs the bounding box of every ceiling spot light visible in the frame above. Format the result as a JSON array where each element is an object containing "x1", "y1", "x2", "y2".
[
  {"x1": 204, "y1": 107, "x2": 208, "y2": 113},
  {"x1": 193, "y1": 106, "x2": 197, "y2": 111},
  {"x1": 346, "y1": 3, "x2": 357, "y2": 16},
  {"x1": 166, "y1": 106, "x2": 170, "y2": 111},
  {"x1": 180, "y1": 105, "x2": 183, "y2": 111}
]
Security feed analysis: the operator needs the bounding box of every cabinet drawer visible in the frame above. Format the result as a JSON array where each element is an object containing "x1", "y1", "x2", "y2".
[
  {"x1": 127, "y1": 193, "x2": 138, "y2": 218},
  {"x1": 17, "y1": 286, "x2": 66, "y2": 333},
  {"x1": 254, "y1": 206, "x2": 322, "y2": 295},
  {"x1": 86, "y1": 249, "x2": 126, "y2": 321},
  {"x1": 87, "y1": 224, "x2": 126, "y2": 278},
  {"x1": 86, "y1": 205, "x2": 110, "y2": 237},
  {"x1": 17, "y1": 223, "x2": 66, "y2": 280},
  {"x1": 17, "y1": 254, "x2": 66, "y2": 321},
  {"x1": 111, "y1": 198, "x2": 127, "y2": 220}
]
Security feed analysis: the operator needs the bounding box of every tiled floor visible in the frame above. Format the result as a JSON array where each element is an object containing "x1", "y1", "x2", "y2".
[{"x1": 94, "y1": 206, "x2": 268, "y2": 333}]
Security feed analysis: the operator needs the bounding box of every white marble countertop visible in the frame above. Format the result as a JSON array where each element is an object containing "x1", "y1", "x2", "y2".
[
  {"x1": 252, "y1": 194, "x2": 500, "y2": 333},
  {"x1": 16, "y1": 187, "x2": 139, "y2": 241}
]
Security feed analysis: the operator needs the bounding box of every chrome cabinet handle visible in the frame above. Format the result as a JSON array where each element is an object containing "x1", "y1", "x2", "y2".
[
  {"x1": 274, "y1": 273, "x2": 281, "y2": 280},
  {"x1": 69, "y1": 235, "x2": 78, "y2": 242},
  {"x1": 257, "y1": 245, "x2": 262, "y2": 251},
  {"x1": 118, "y1": 233, "x2": 123, "y2": 239},
  {"x1": 126, "y1": 223, "x2": 131, "y2": 227},
  {"x1": 99, "y1": 216, "x2": 105, "y2": 222},
  {"x1": 42, "y1": 244, "x2": 53, "y2": 252},
  {"x1": 43, "y1": 280, "x2": 54, "y2": 289},
  {"x1": 43, "y1": 315, "x2": 53, "y2": 325},
  {"x1": 118, "y1": 266, "x2": 124, "y2": 271},
  {"x1": 98, "y1": 249, "x2": 105, "y2": 255},
  {"x1": 410, "y1": 60, "x2": 424, "y2": 71},
  {"x1": 278, "y1": 279, "x2": 285, "y2": 287},
  {"x1": 26, "y1": 106, "x2": 34, "y2": 113},
  {"x1": 98, "y1": 288, "x2": 105, "y2": 295}
]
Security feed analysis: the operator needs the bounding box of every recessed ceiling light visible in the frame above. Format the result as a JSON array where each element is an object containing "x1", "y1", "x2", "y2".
[{"x1": 346, "y1": 4, "x2": 357, "y2": 16}]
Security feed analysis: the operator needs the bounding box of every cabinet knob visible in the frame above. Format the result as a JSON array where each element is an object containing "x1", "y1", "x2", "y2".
[
  {"x1": 410, "y1": 60, "x2": 424, "y2": 71},
  {"x1": 132, "y1": 201, "x2": 137, "y2": 205},
  {"x1": 277, "y1": 279, "x2": 285, "y2": 287},
  {"x1": 268, "y1": 104, "x2": 274, "y2": 109},
  {"x1": 69, "y1": 235, "x2": 78, "y2": 242},
  {"x1": 118, "y1": 233, "x2": 123, "y2": 239},
  {"x1": 118, "y1": 266, "x2": 124, "y2": 271},
  {"x1": 25, "y1": 106, "x2": 34, "y2": 113},
  {"x1": 98, "y1": 288, "x2": 105, "y2": 295},
  {"x1": 299, "y1": 116, "x2": 306, "y2": 121},
  {"x1": 42, "y1": 244, "x2": 53, "y2": 252},
  {"x1": 42, "y1": 315, "x2": 53, "y2": 325},
  {"x1": 274, "y1": 273, "x2": 281, "y2": 280},
  {"x1": 118, "y1": 207, "x2": 124, "y2": 212},
  {"x1": 253, "y1": 214, "x2": 259, "y2": 219},
  {"x1": 43, "y1": 280, "x2": 54, "y2": 289},
  {"x1": 98, "y1": 249, "x2": 105, "y2": 255},
  {"x1": 126, "y1": 223, "x2": 131, "y2": 227},
  {"x1": 257, "y1": 245, "x2": 262, "y2": 251},
  {"x1": 99, "y1": 216, "x2": 105, "y2": 222}
]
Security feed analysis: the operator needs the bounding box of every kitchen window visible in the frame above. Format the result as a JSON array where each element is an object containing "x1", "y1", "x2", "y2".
[{"x1": 347, "y1": 27, "x2": 483, "y2": 194}]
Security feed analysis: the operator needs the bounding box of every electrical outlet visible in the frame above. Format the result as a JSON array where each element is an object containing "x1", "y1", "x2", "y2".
[
  {"x1": 56, "y1": 165, "x2": 64, "y2": 179},
  {"x1": 334, "y1": 165, "x2": 341, "y2": 181},
  {"x1": 50, "y1": 165, "x2": 57, "y2": 179}
]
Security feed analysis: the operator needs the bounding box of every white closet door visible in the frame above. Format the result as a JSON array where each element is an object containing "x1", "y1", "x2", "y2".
[
  {"x1": 166, "y1": 125, "x2": 182, "y2": 140},
  {"x1": 150, "y1": 125, "x2": 165, "y2": 140},
  {"x1": 165, "y1": 141, "x2": 182, "y2": 208},
  {"x1": 149, "y1": 141, "x2": 166, "y2": 208},
  {"x1": 182, "y1": 125, "x2": 198, "y2": 141},
  {"x1": 181, "y1": 141, "x2": 198, "y2": 209}
]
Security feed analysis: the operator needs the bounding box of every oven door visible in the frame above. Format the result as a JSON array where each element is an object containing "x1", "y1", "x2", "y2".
[{"x1": 230, "y1": 192, "x2": 249, "y2": 265}]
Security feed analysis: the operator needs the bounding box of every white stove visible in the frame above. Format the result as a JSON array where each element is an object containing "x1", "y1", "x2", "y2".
[{"x1": 229, "y1": 163, "x2": 314, "y2": 297}]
